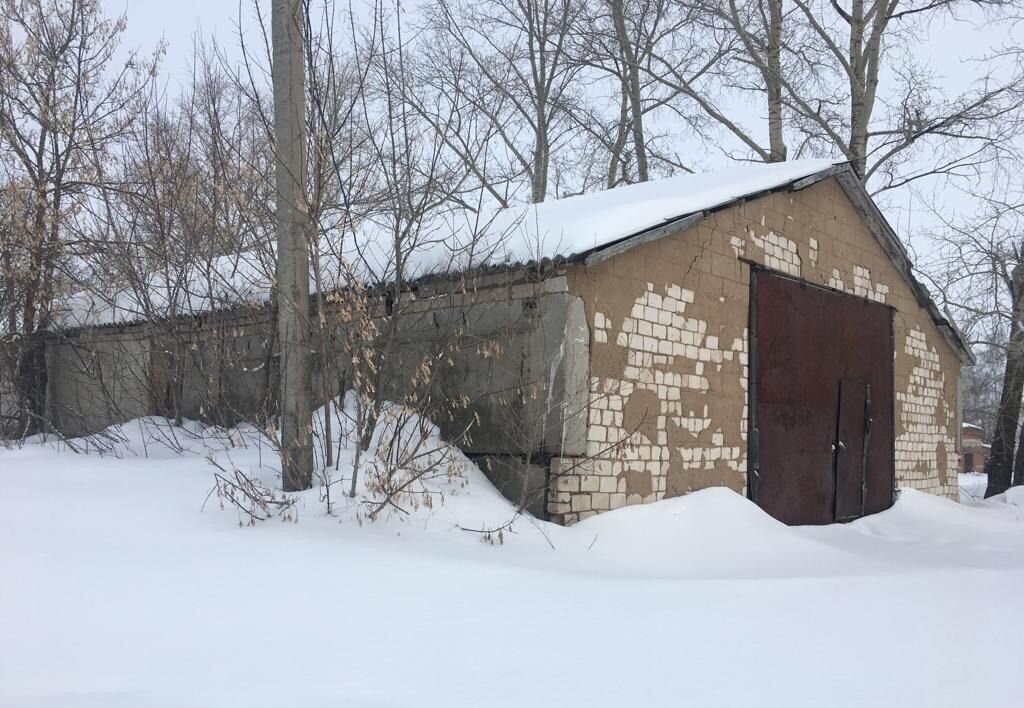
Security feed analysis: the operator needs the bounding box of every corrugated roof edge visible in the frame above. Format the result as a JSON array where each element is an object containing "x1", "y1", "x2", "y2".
[
  {"x1": 563, "y1": 162, "x2": 973, "y2": 365},
  {"x1": 48, "y1": 258, "x2": 571, "y2": 336}
]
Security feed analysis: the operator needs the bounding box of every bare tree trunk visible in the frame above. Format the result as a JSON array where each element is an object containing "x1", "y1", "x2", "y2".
[
  {"x1": 985, "y1": 331, "x2": 1024, "y2": 496},
  {"x1": 607, "y1": 88, "x2": 629, "y2": 187},
  {"x1": 318, "y1": 311, "x2": 333, "y2": 470},
  {"x1": 531, "y1": 126, "x2": 549, "y2": 203},
  {"x1": 273, "y1": 0, "x2": 314, "y2": 491},
  {"x1": 1013, "y1": 400, "x2": 1024, "y2": 488},
  {"x1": 1010, "y1": 265, "x2": 1024, "y2": 489},
  {"x1": 311, "y1": 247, "x2": 333, "y2": 469},
  {"x1": 985, "y1": 264, "x2": 1024, "y2": 497},
  {"x1": 609, "y1": 0, "x2": 648, "y2": 181},
  {"x1": 847, "y1": 0, "x2": 870, "y2": 178},
  {"x1": 766, "y1": 0, "x2": 786, "y2": 162}
]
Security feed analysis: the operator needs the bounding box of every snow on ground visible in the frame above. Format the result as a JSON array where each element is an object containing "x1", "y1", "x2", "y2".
[
  {"x1": 960, "y1": 471, "x2": 988, "y2": 503},
  {"x1": 3, "y1": 416, "x2": 1024, "y2": 708}
]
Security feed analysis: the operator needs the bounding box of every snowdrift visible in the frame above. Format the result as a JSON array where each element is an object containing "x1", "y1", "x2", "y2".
[
  {"x1": 21, "y1": 396, "x2": 526, "y2": 537},
  {"x1": 11, "y1": 406, "x2": 1024, "y2": 579},
  {"x1": 560, "y1": 487, "x2": 861, "y2": 578}
]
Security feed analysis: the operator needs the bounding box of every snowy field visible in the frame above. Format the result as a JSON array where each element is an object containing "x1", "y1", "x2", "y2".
[{"x1": 2, "y1": 417, "x2": 1024, "y2": 708}]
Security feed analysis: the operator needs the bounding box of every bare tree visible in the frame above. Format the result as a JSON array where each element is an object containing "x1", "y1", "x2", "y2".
[
  {"x1": 962, "y1": 341, "x2": 1008, "y2": 439},
  {"x1": 569, "y1": 0, "x2": 702, "y2": 186},
  {"x1": 687, "y1": 0, "x2": 791, "y2": 162},
  {"x1": 787, "y1": 0, "x2": 1024, "y2": 188},
  {"x1": 422, "y1": 0, "x2": 585, "y2": 202},
  {"x1": 0, "y1": 0, "x2": 154, "y2": 432},
  {"x1": 665, "y1": 0, "x2": 1024, "y2": 195},
  {"x1": 608, "y1": 0, "x2": 650, "y2": 180},
  {"x1": 982, "y1": 260, "x2": 1024, "y2": 494},
  {"x1": 921, "y1": 167, "x2": 1024, "y2": 496},
  {"x1": 635, "y1": 0, "x2": 780, "y2": 164},
  {"x1": 76, "y1": 43, "x2": 280, "y2": 429}
]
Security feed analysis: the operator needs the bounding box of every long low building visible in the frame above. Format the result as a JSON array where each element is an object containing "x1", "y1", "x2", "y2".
[{"x1": 13, "y1": 159, "x2": 972, "y2": 525}]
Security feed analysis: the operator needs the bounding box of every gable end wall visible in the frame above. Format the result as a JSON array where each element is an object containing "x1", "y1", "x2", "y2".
[{"x1": 553, "y1": 178, "x2": 961, "y2": 525}]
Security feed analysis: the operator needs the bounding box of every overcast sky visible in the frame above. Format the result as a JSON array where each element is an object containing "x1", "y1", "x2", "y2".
[
  {"x1": 106, "y1": 0, "x2": 1005, "y2": 88},
  {"x1": 102, "y1": 0, "x2": 1018, "y2": 265},
  {"x1": 103, "y1": 0, "x2": 251, "y2": 83}
]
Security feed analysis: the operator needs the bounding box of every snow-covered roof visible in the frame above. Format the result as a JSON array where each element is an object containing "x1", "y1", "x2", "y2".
[
  {"x1": 476, "y1": 158, "x2": 841, "y2": 263},
  {"x1": 60, "y1": 248, "x2": 345, "y2": 331},
  {"x1": 58, "y1": 160, "x2": 840, "y2": 329}
]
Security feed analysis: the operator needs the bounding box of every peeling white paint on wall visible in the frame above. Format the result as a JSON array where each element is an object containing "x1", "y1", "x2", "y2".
[
  {"x1": 747, "y1": 227, "x2": 801, "y2": 277},
  {"x1": 830, "y1": 265, "x2": 889, "y2": 304},
  {"x1": 895, "y1": 327, "x2": 958, "y2": 497},
  {"x1": 574, "y1": 283, "x2": 746, "y2": 519}
]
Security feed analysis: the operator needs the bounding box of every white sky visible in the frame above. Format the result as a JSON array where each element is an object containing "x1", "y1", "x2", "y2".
[
  {"x1": 107, "y1": 1, "x2": 1006, "y2": 95},
  {"x1": 106, "y1": 0, "x2": 1008, "y2": 146},
  {"x1": 104, "y1": 1, "x2": 1016, "y2": 268},
  {"x1": 103, "y1": 0, "x2": 253, "y2": 85}
]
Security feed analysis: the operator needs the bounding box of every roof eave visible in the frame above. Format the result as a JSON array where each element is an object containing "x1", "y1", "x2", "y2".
[
  {"x1": 573, "y1": 165, "x2": 846, "y2": 268},
  {"x1": 831, "y1": 170, "x2": 975, "y2": 365}
]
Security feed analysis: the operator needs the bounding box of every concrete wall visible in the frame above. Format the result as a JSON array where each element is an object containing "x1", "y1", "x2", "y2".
[
  {"x1": 45, "y1": 329, "x2": 154, "y2": 435},
  {"x1": 548, "y1": 176, "x2": 963, "y2": 524},
  {"x1": 386, "y1": 274, "x2": 589, "y2": 460},
  {"x1": 43, "y1": 314, "x2": 276, "y2": 437},
  {"x1": 32, "y1": 269, "x2": 592, "y2": 519}
]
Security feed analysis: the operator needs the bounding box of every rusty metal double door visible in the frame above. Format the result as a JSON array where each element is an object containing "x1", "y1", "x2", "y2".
[{"x1": 749, "y1": 270, "x2": 894, "y2": 525}]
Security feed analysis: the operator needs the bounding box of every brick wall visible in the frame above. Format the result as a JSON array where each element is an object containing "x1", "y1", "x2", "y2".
[{"x1": 550, "y1": 177, "x2": 962, "y2": 524}]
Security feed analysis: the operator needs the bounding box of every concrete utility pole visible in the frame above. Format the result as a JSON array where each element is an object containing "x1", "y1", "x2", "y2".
[{"x1": 272, "y1": 0, "x2": 314, "y2": 491}]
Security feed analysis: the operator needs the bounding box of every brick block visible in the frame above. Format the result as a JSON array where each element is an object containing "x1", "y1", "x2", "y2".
[
  {"x1": 571, "y1": 494, "x2": 592, "y2": 512},
  {"x1": 547, "y1": 502, "x2": 571, "y2": 515},
  {"x1": 580, "y1": 475, "x2": 600, "y2": 493},
  {"x1": 551, "y1": 475, "x2": 579, "y2": 493}
]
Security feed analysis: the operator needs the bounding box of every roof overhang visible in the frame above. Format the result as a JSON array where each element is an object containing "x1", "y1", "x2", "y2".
[{"x1": 830, "y1": 169, "x2": 974, "y2": 365}]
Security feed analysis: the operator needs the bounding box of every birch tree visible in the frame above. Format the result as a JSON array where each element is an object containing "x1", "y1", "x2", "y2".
[
  {"x1": 630, "y1": 0, "x2": 780, "y2": 164},
  {"x1": 723, "y1": 0, "x2": 788, "y2": 162},
  {"x1": 571, "y1": 0, "x2": 702, "y2": 185},
  {"x1": 791, "y1": 0, "x2": 1024, "y2": 188},
  {"x1": 696, "y1": 0, "x2": 1024, "y2": 189},
  {"x1": 607, "y1": 0, "x2": 650, "y2": 180}
]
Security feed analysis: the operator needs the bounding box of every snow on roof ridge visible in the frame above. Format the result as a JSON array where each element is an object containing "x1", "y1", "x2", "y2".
[{"x1": 495, "y1": 158, "x2": 842, "y2": 263}]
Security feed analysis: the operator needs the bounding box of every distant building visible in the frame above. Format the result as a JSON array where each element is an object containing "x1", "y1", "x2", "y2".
[{"x1": 962, "y1": 424, "x2": 990, "y2": 474}]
